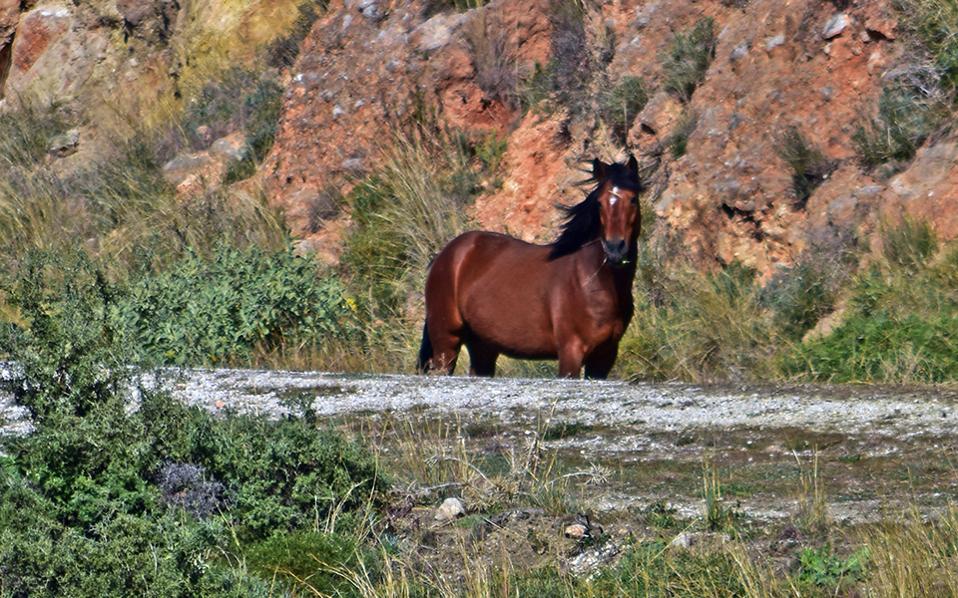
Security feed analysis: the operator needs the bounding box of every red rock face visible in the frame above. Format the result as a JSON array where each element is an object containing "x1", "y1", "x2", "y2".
[
  {"x1": 10, "y1": 4, "x2": 71, "y2": 75},
  {"x1": 264, "y1": 0, "x2": 957, "y2": 275}
]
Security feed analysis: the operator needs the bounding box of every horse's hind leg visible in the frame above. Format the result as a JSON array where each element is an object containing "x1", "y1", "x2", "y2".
[{"x1": 466, "y1": 341, "x2": 498, "y2": 377}]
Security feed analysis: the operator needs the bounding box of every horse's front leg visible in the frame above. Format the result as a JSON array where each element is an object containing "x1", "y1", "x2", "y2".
[
  {"x1": 583, "y1": 341, "x2": 619, "y2": 380},
  {"x1": 558, "y1": 341, "x2": 585, "y2": 378}
]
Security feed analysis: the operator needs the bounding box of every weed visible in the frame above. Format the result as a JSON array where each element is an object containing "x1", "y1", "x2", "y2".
[
  {"x1": 797, "y1": 545, "x2": 869, "y2": 588},
  {"x1": 776, "y1": 127, "x2": 834, "y2": 208},
  {"x1": 794, "y1": 450, "x2": 830, "y2": 531},
  {"x1": 702, "y1": 459, "x2": 739, "y2": 532},
  {"x1": 599, "y1": 76, "x2": 650, "y2": 144},
  {"x1": 663, "y1": 18, "x2": 716, "y2": 102}
]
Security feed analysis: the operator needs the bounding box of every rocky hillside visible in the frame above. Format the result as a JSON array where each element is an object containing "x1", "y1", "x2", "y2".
[
  {"x1": 1, "y1": 0, "x2": 954, "y2": 277},
  {"x1": 260, "y1": 0, "x2": 956, "y2": 275}
]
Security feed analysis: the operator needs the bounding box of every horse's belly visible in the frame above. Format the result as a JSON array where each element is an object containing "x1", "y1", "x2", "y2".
[{"x1": 460, "y1": 286, "x2": 556, "y2": 358}]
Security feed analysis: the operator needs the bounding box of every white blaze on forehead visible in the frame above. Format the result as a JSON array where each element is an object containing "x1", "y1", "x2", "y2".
[{"x1": 610, "y1": 186, "x2": 621, "y2": 206}]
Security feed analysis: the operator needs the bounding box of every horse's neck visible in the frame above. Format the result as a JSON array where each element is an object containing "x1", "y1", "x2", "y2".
[{"x1": 577, "y1": 241, "x2": 637, "y2": 304}]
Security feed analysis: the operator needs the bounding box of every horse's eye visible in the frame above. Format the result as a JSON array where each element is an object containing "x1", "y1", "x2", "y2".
[{"x1": 631, "y1": 197, "x2": 638, "y2": 205}]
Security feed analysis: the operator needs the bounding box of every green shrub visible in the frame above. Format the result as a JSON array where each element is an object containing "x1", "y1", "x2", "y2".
[
  {"x1": 120, "y1": 244, "x2": 356, "y2": 366},
  {"x1": 245, "y1": 530, "x2": 377, "y2": 595},
  {"x1": 663, "y1": 18, "x2": 716, "y2": 102},
  {"x1": 0, "y1": 256, "x2": 386, "y2": 593},
  {"x1": 266, "y1": 0, "x2": 328, "y2": 68},
  {"x1": 599, "y1": 76, "x2": 649, "y2": 144},
  {"x1": 0, "y1": 249, "x2": 131, "y2": 420},
  {"x1": 787, "y1": 227, "x2": 958, "y2": 383},
  {"x1": 776, "y1": 127, "x2": 834, "y2": 208}
]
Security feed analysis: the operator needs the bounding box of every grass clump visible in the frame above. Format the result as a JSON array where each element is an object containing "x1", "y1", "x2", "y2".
[
  {"x1": 663, "y1": 18, "x2": 716, "y2": 102},
  {"x1": 466, "y1": 10, "x2": 518, "y2": 109},
  {"x1": 852, "y1": 84, "x2": 940, "y2": 170},
  {"x1": 776, "y1": 127, "x2": 834, "y2": 208},
  {"x1": 599, "y1": 76, "x2": 650, "y2": 144},
  {"x1": 895, "y1": 0, "x2": 958, "y2": 98},
  {"x1": 621, "y1": 258, "x2": 782, "y2": 382},
  {"x1": 339, "y1": 125, "x2": 498, "y2": 370},
  {"x1": 667, "y1": 109, "x2": 699, "y2": 158},
  {"x1": 0, "y1": 99, "x2": 69, "y2": 169}
]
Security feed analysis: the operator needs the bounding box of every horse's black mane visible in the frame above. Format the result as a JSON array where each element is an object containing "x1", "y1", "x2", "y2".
[{"x1": 548, "y1": 162, "x2": 642, "y2": 260}]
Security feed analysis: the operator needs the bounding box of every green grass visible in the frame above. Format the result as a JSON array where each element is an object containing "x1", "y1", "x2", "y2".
[{"x1": 667, "y1": 110, "x2": 698, "y2": 158}]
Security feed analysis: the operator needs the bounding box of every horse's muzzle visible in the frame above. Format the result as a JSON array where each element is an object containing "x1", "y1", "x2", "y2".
[{"x1": 602, "y1": 239, "x2": 630, "y2": 266}]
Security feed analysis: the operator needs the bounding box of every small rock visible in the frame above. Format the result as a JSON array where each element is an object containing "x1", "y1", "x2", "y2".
[
  {"x1": 332, "y1": 104, "x2": 346, "y2": 119},
  {"x1": 669, "y1": 531, "x2": 730, "y2": 550},
  {"x1": 48, "y1": 128, "x2": 80, "y2": 158},
  {"x1": 564, "y1": 523, "x2": 589, "y2": 539},
  {"x1": 209, "y1": 132, "x2": 248, "y2": 163},
  {"x1": 434, "y1": 497, "x2": 466, "y2": 522},
  {"x1": 357, "y1": 0, "x2": 385, "y2": 22},
  {"x1": 730, "y1": 41, "x2": 749, "y2": 62},
  {"x1": 213, "y1": 400, "x2": 226, "y2": 410},
  {"x1": 823, "y1": 13, "x2": 849, "y2": 40},
  {"x1": 764, "y1": 34, "x2": 785, "y2": 52},
  {"x1": 568, "y1": 542, "x2": 620, "y2": 576}
]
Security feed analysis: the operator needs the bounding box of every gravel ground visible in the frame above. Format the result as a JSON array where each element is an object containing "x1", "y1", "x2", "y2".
[
  {"x1": 160, "y1": 368, "x2": 958, "y2": 437},
  {"x1": 4, "y1": 365, "x2": 958, "y2": 438}
]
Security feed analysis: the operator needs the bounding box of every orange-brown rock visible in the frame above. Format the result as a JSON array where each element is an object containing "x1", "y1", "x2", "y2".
[
  {"x1": 878, "y1": 137, "x2": 958, "y2": 241},
  {"x1": 472, "y1": 111, "x2": 572, "y2": 242}
]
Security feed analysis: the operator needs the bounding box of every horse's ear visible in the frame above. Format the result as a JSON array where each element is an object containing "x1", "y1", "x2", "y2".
[
  {"x1": 592, "y1": 159, "x2": 609, "y2": 181},
  {"x1": 627, "y1": 154, "x2": 639, "y2": 177}
]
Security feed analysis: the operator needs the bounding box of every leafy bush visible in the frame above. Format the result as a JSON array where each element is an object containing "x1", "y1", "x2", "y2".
[
  {"x1": 786, "y1": 223, "x2": 958, "y2": 383},
  {"x1": 776, "y1": 127, "x2": 834, "y2": 208},
  {"x1": 120, "y1": 244, "x2": 355, "y2": 366},
  {"x1": 663, "y1": 18, "x2": 716, "y2": 102},
  {"x1": 599, "y1": 76, "x2": 649, "y2": 144},
  {"x1": 0, "y1": 249, "x2": 131, "y2": 420},
  {"x1": 0, "y1": 256, "x2": 386, "y2": 594}
]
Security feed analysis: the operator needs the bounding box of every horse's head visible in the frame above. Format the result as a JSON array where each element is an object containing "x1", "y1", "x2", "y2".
[{"x1": 593, "y1": 155, "x2": 642, "y2": 266}]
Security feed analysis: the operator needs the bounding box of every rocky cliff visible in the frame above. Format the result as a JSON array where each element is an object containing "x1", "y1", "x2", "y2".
[{"x1": 2, "y1": 0, "x2": 954, "y2": 277}]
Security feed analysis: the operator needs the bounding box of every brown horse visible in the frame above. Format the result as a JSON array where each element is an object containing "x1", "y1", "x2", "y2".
[{"x1": 417, "y1": 156, "x2": 643, "y2": 378}]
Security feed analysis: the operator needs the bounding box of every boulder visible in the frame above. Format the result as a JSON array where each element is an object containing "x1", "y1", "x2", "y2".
[{"x1": 434, "y1": 497, "x2": 466, "y2": 522}]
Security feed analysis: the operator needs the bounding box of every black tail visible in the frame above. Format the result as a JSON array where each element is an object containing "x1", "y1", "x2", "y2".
[{"x1": 416, "y1": 322, "x2": 433, "y2": 374}]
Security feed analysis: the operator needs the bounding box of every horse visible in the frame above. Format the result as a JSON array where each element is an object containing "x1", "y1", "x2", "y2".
[{"x1": 416, "y1": 156, "x2": 643, "y2": 379}]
